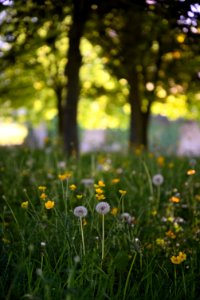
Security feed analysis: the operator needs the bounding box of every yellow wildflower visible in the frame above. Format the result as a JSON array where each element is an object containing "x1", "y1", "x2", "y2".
[
  {"x1": 151, "y1": 210, "x2": 157, "y2": 216},
  {"x1": 187, "y1": 169, "x2": 196, "y2": 175},
  {"x1": 40, "y1": 193, "x2": 47, "y2": 200},
  {"x1": 58, "y1": 172, "x2": 72, "y2": 180},
  {"x1": 157, "y1": 156, "x2": 165, "y2": 167},
  {"x1": 69, "y1": 184, "x2": 77, "y2": 191},
  {"x1": 76, "y1": 194, "x2": 83, "y2": 199},
  {"x1": 95, "y1": 188, "x2": 104, "y2": 194},
  {"x1": 111, "y1": 207, "x2": 118, "y2": 216},
  {"x1": 112, "y1": 178, "x2": 120, "y2": 184},
  {"x1": 170, "y1": 252, "x2": 186, "y2": 264},
  {"x1": 119, "y1": 189, "x2": 127, "y2": 195},
  {"x1": 167, "y1": 217, "x2": 174, "y2": 222},
  {"x1": 168, "y1": 162, "x2": 174, "y2": 168},
  {"x1": 156, "y1": 238, "x2": 165, "y2": 246},
  {"x1": 38, "y1": 186, "x2": 47, "y2": 192},
  {"x1": 134, "y1": 146, "x2": 143, "y2": 156},
  {"x1": 178, "y1": 251, "x2": 187, "y2": 261},
  {"x1": 45, "y1": 200, "x2": 55, "y2": 209},
  {"x1": 166, "y1": 230, "x2": 176, "y2": 239},
  {"x1": 21, "y1": 201, "x2": 29, "y2": 209},
  {"x1": 82, "y1": 218, "x2": 88, "y2": 226},
  {"x1": 169, "y1": 196, "x2": 180, "y2": 203},
  {"x1": 98, "y1": 180, "x2": 105, "y2": 187},
  {"x1": 95, "y1": 194, "x2": 106, "y2": 201},
  {"x1": 195, "y1": 195, "x2": 200, "y2": 201}
]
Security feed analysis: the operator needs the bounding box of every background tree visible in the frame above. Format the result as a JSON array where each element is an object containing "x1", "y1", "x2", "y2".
[{"x1": 86, "y1": 0, "x2": 200, "y2": 150}]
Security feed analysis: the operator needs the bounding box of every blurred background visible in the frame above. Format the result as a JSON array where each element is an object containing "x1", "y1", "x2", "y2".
[{"x1": 0, "y1": 0, "x2": 200, "y2": 156}]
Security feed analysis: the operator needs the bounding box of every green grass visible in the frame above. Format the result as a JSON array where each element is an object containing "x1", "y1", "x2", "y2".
[{"x1": 0, "y1": 145, "x2": 200, "y2": 300}]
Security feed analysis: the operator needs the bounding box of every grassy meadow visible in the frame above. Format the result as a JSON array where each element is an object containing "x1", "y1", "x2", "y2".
[{"x1": 0, "y1": 144, "x2": 200, "y2": 300}]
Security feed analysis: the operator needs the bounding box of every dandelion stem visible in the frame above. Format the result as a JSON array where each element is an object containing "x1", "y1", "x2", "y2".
[
  {"x1": 156, "y1": 185, "x2": 160, "y2": 210},
  {"x1": 123, "y1": 252, "x2": 137, "y2": 300},
  {"x1": 102, "y1": 214, "x2": 105, "y2": 261},
  {"x1": 80, "y1": 217, "x2": 85, "y2": 256}
]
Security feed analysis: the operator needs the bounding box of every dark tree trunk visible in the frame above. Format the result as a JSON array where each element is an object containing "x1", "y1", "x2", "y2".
[
  {"x1": 55, "y1": 86, "x2": 64, "y2": 138},
  {"x1": 128, "y1": 70, "x2": 151, "y2": 150},
  {"x1": 63, "y1": 1, "x2": 90, "y2": 157}
]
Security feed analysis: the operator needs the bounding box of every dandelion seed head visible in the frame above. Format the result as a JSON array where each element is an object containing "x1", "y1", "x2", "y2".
[
  {"x1": 121, "y1": 212, "x2": 132, "y2": 223},
  {"x1": 152, "y1": 174, "x2": 164, "y2": 186},
  {"x1": 28, "y1": 244, "x2": 34, "y2": 252},
  {"x1": 36, "y1": 268, "x2": 43, "y2": 277},
  {"x1": 73, "y1": 206, "x2": 88, "y2": 218},
  {"x1": 74, "y1": 255, "x2": 81, "y2": 263},
  {"x1": 57, "y1": 161, "x2": 66, "y2": 169},
  {"x1": 95, "y1": 201, "x2": 110, "y2": 215},
  {"x1": 81, "y1": 178, "x2": 94, "y2": 187}
]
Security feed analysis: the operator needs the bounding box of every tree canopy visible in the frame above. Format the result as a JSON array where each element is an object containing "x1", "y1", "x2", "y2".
[{"x1": 0, "y1": 0, "x2": 199, "y2": 155}]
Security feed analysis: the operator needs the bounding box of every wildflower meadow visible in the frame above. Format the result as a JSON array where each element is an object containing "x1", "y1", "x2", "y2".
[{"x1": 0, "y1": 145, "x2": 200, "y2": 300}]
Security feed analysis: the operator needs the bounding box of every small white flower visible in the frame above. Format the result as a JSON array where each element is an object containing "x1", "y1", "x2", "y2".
[
  {"x1": 95, "y1": 202, "x2": 110, "y2": 215},
  {"x1": 73, "y1": 206, "x2": 88, "y2": 218},
  {"x1": 41, "y1": 242, "x2": 46, "y2": 247},
  {"x1": 152, "y1": 174, "x2": 164, "y2": 186}
]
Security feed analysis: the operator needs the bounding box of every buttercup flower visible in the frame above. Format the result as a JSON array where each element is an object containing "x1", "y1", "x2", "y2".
[
  {"x1": 156, "y1": 238, "x2": 165, "y2": 246},
  {"x1": 169, "y1": 196, "x2": 180, "y2": 203},
  {"x1": 96, "y1": 202, "x2": 110, "y2": 215},
  {"x1": 157, "y1": 156, "x2": 165, "y2": 167},
  {"x1": 45, "y1": 200, "x2": 55, "y2": 209},
  {"x1": 40, "y1": 193, "x2": 47, "y2": 200},
  {"x1": 166, "y1": 230, "x2": 176, "y2": 239},
  {"x1": 95, "y1": 188, "x2": 104, "y2": 194},
  {"x1": 98, "y1": 180, "x2": 105, "y2": 187},
  {"x1": 111, "y1": 207, "x2": 118, "y2": 216},
  {"x1": 170, "y1": 251, "x2": 187, "y2": 264},
  {"x1": 95, "y1": 194, "x2": 106, "y2": 201},
  {"x1": 58, "y1": 172, "x2": 72, "y2": 180},
  {"x1": 187, "y1": 169, "x2": 196, "y2": 175},
  {"x1": 38, "y1": 186, "x2": 47, "y2": 192},
  {"x1": 119, "y1": 189, "x2": 127, "y2": 195},
  {"x1": 74, "y1": 206, "x2": 88, "y2": 218},
  {"x1": 152, "y1": 174, "x2": 164, "y2": 186},
  {"x1": 69, "y1": 184, "x2": 77, "y2": 191},
  {"x1": 21, "y1": 201, "x2": 28, "y2": 209},
  {"x1": 112, "y1": 178, "x2": 120, "y2": 184}
]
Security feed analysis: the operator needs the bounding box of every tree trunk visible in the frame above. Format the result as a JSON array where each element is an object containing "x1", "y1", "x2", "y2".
[
  {"x1": 55, "y1": 86, "x2": 64, "y2": 138},
  {"x1": 128, "y1": 70, "x2": 151, "y2": 151},
  {"x1": 63, "y1": 1, "x2": 90, "y2": 157}
]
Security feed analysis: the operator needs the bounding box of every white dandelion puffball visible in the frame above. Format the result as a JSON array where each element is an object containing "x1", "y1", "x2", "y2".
[
  {"x1": 96, "y1": 202, "x2": 110, "y2": 215},
  {"x1": 73, "y1": 206, "x2": 88, "y2": 218},
  {"x1": 152, "y1": 174, "x2": 164, "y2": 186},
  {"x1": 120, "y1": 212, "x2": 132, "y2": 224},
  {"x1": 81, "y1": 178, "x2": 94, "y2": 187}
]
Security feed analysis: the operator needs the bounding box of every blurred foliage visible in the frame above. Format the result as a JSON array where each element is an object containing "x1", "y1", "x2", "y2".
[{"x1": 0, "y1": 0, "x2": 199, "y2": 131}]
